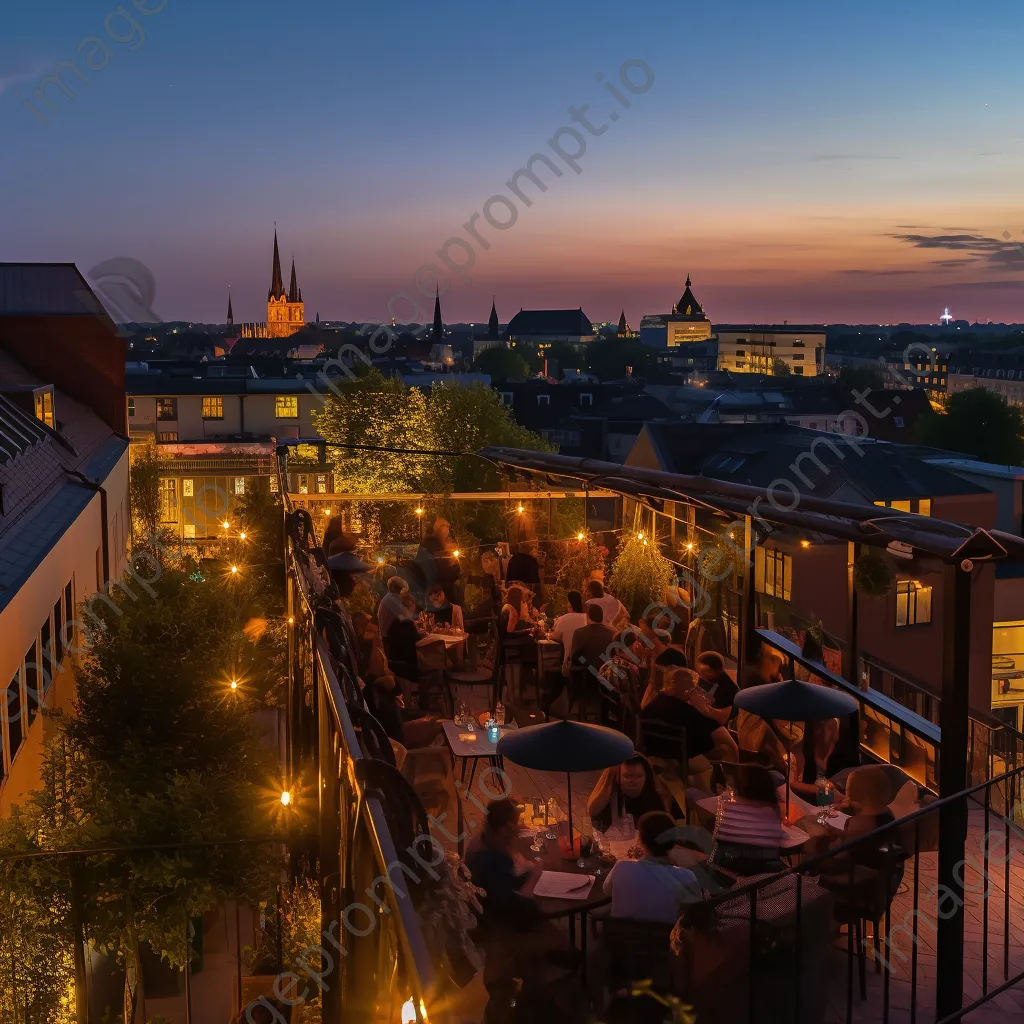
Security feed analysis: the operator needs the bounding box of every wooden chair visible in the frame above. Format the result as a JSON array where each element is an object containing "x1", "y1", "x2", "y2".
[{"x1": 446, "y1": 622, "x2": 503, "y2": 709}]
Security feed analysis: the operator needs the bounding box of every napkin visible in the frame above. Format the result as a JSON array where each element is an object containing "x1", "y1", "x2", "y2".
[{"x1": 532, "y1": 871, "x2": 595, "y2": 899}]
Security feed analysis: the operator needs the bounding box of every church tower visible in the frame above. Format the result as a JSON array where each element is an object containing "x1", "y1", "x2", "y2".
[
  {"x1": 266, "y1": 229, "x2": 305, "y2": 338},
  {"x1": 488, "y1": 297, "x2": 500, "y2": 340}
]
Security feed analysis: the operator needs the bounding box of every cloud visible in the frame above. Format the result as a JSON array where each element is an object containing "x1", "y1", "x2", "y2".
[
  {"x1": 811, "y1": 153, "x2": 899, "y2": 162},
  {"x1": 843, "y1": 268, "x2": 922, "y2": 277},
  {"x1": 930, "y1": 279, "x2": 1024, "y2": 292},
  {"x1": 890, "y1": 231, "x2": 1024, "y2": 272},
  {"x1": 0, "y1": 58, "x2": 51, "y2": 96}
]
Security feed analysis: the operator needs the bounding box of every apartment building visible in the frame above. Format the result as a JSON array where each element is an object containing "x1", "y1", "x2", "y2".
[
  {"x1": 716, "y1": 325, "x2": 826, "y2": 377},
  {"x1": 0, "y1": 264, "x2": 130, "y2": 814}
]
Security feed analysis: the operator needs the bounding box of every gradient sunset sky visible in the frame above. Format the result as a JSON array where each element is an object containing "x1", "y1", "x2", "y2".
[{"x1": 2, "y1": 0, "x2": 1024, "y2": 326}]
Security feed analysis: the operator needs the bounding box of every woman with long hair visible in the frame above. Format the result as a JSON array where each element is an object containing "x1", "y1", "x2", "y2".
[{"x1": 498, "y1": 584, "x2": 534, "y2": 636}]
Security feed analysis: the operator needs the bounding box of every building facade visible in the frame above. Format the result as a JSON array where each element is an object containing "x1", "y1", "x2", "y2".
[
  {"x1": 716, "y1": 325, "x2": 826, "y2": 377},
  {"x1": 240, "y1": 229, "x2": 306, "y2": 340},
  {"x1": 640, "y1": 276, "x2": 714, "y2": 348},
  {"x1": 0, "y1": 264, "x2": 130, "y2": 815}
]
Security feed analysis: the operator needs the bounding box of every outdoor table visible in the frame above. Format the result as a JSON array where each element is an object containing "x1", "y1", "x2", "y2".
[
  {"x1": 442, "y1": 718, "x2": 516, "y2": 789},
  {"x1": 537, "y1": 637, "x2": 564, "y2": 676},
  {"x1": 513, "y1": 829, "x2": 613, "y2": 979},
  {"x1": 695, "y1": 796, "x2": 812, "y2": 852},
  {"x1": 416, "y1": 630, "x2": 468, "y2": 650}
]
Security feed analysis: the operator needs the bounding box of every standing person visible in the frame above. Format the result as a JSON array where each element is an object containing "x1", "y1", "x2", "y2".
[
  {"x1": 584, "y1": 580, "x2": 629, "y2": 631},
  {"x1": 377, "y1": 575, "x2": 413, "y2": 642},
  {"x1": 415, "y1": 517, "x2": 461, "y2": 603},
  {"x1": 550, "y1": 590, "x2": 587, "y2": 669},
  {"x1": 505, "y1": 540, "x2": 546, "y2": 607},
  {"x1": 322, "y1": 514, "x2": 345, "y2": 555}
]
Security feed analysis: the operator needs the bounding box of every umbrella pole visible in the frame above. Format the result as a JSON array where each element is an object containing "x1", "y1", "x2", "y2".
[
  {"x1": 786, "y1": 749, "x2": 791, "y2": 819},
  {"x1": 566, "y1": 772, "x2": 573, "y2": 848}
]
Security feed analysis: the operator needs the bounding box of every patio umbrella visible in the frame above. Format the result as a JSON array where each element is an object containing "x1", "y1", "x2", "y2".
[
  {"x1": 496, "y1": 720, "x2": 634, "y2": 844},
  {"x1": 733, "y1": 680, "x2": 858, "y2": 816}
]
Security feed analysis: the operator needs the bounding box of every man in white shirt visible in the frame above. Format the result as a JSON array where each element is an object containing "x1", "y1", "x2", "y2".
[
  {"x1": 585, "y1": 579, "x2": 630, "y2": 631},
  {"x1": 550, "y1": 590, "x2": 588, "y2": 672},
  {"x1": 603, "y1": 810, "x2": 702, "y2": 923}
]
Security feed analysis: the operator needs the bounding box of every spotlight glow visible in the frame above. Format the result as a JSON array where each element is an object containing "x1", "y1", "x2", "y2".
[
  {"x1": 280, "y1": 791, "x2": 292, "y2": 807},
  {"x1": 230, "y1": 565, "x2": 239, "y2": 574},
  {"x1": 576, "y1": 532, "x2": 585, "y2": 541}
]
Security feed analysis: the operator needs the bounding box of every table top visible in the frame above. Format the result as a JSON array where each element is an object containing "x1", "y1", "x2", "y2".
[
  {"x1": 513, "y1": 831, "x2": 612, "y2": 918},
  {"x1": 442, "y1": 718, "x2": 516, "y2": 758},
  {"x1": 417, "y1": 630, "x2": 468, "y2": 649},
  {"x1": 696, "y1": 796, "x2": 812, "y2": 850}
]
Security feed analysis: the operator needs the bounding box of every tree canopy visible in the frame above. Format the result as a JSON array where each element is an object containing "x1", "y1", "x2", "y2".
[
  {"x1": 584, "y1": 338, "x2": 659, "y2": 381},
  {"x1": 916, "y1": 387, "x2": 1024, "y2": 465},
  {"x1": 472, "y1": 345, "x2": 531, "y2": 381}
]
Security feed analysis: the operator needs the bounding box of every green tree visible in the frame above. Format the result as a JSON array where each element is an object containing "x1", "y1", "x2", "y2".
[
  {"x1": 916, "y1": 387, "x2": 1024, "y2": 465},
  {"x1": 313, "y1": 369, "x2": 434, "y2": 493},
  {"x1": 543, "y1": 341, "x2": 583, "y2": 372},
  {"x1": 472, "y1": 345, "x2": 530, "y2": 381},
  {"x1": 838, "y1": 364, "x2": 885, "y2": 392},
  {"x1": 0, "y1": 565, "x2": 280, "y2": 1023},
  {"x1": 584, "y1": 339, "x2": 658, "y2": 381},
  {"x1": 129, "y1": 443, "x2": 163, "y2": 545},
  {"x1": 772, "y1": 357, "x2": 791, "y2": 377}
]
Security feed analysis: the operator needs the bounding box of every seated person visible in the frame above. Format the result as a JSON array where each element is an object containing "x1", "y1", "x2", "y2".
[
  {"x1": 588, "y1": 754, "x2": 671, "y2": 831},
  {"x1": 466, "y1": 798, "x2": 540, "y2": 929},
  {"x1": 584, "y1": 579, "x2": 630, "y2": 631},
  {"x1": 839, "y1": 765, "x2": 895, "y2": 846},
  {"x1": 498, "y1": 585, "x2": 536, "y2": 637},
  {"x1": 637, "y1": 610, "x2": 688, "y2": 669},
  {"x1": 376, "y1": 575, "x2": 413, "y2": 642},
  {"x1": 641, "y1": 668, "x2": 738, "y2": 765},
  {"x1": 713, "y1": 765, "x2": 787, "y2": 875},
  {"x1": 569, "y1": 603, "x2": 616, "y2": 677},
  {"x1": 603, "y1": 810, "x2": 702, "y2": 922},
  {"x1": 789, "y1": 717, "x2": 850, "y2": 802},
  {"x1": 694, "y1": 651, "x2": 738, "y2": 726},
  {"x1": 550, "y1": 590, "x2": 588, "y2": 672},
  {"x1": 424, "y1": 582, "x2": 465, "y2": 632}
]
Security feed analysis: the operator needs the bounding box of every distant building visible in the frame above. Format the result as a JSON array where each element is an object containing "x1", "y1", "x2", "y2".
[
  {"x1": 505, "y1": 308, "x2": 596, "y2": 346},
  {"x1": 640, "y1": 276, "x2": 713, "y2": 348},
  {"x1": 241, "y1": 229, "x2": 306, "y2": 340},
  {"x1": 0, "y1": 264, "x2": 130, "y2": 813},
  {"x1": 716, "y1": 324, "x2": 826, "y2": 377}
]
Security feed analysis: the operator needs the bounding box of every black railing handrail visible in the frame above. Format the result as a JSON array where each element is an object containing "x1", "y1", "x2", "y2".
[
  {"x1": 280, "y1": 456, "x2": 437, "y2": 1015},
  {"x1": 701, "y1": 760, "x2": 1024, "y2": 913}
]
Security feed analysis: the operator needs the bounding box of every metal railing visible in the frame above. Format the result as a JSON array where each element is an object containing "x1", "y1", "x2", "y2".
[{"x1": 692, "y1": 763, "x2": 1024, "y2": 1023}]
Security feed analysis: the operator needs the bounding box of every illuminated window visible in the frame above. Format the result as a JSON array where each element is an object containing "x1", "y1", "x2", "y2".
[
  {"x1": 202, "y1": 396, "x2": 224, "y2": 419},
  {"x1": 755, "y1": 546, "x2": 792, "y2": 601},
  {"x1": 127, "y1": 397, "x2": 135, "y2": 418},
  {"x1": 159, "y1": 479, "x2": 178, "y2": 522},
  {"x1": 182, "y1": 479, "x2": 194, "y2": 497},
  {"x1": 157, "y1": 431, "x2": 178, "y2": 443},
  {"x1": 297, "y1": 474, "x2": 309, "y2": 494},
  {"x1": 874, "y1": 498, "x2": 930, "y2": 516},
  {"x1": 34, "y1": 391, "x2": 54, "y2": 428},
  {"x1": 184, "y1": 524, "x2": 196, "y2": 539},
  {"x1": 316, "y1": 474, "x2": 328, "y2": 494},
  {"x1": 156, "y1": 397, "x2": 178, "y2": 420},
  {"x1": 234, "y1": 477, "x2": 245, "y2": 495},
  {"x1": 269, "y1": 475, "x2": 279, "y2": 493},
  {"x1": 276, "y1": 396, "x2": 299, "y2": 418},
  {"x1": 896, "y1": 580, "x2": 932, "y2": 627}
]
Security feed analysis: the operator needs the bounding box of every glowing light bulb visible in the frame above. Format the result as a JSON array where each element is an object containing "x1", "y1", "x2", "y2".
[
  {"x1": 576, "y1": 532, "x2": 585, "y2": 542},
  {"x1": 637, "y1": 532, "x2": 645, "y2": 541},
  {"x1": 686, "y1": 542, "x2": 694, "y2": 551},
  {"x1": 280, "y1": 791, "x2": 292, "y2": 807},
  {"x1": 222, "y1": 520, "x2": 230, "y2": 529},
  {"x1": 230, "y1": 565, "x2": 239, "y2": 574},
  {"x1": 377, "y1": 557, "x2": 384, "y2": 565},
  {"x1": 323, "y1": 508, "x2": 331, "y2": 516},
  {"x1": 453, "y1": 549, "x2": 460, "y2": 558},
  {"x1": 415, "y1": 507, "x2": 424, "y2": 516},
  {"x1": 800, "y1": 539, "x2": 812, "y2": 549},
  {"x1": 239, "y1": 531, "x2": 247, "y2": 540},
  {"x1": 516, "y1": 504, "x2": 524, "y2": 514},
  {"x1": 288, "y1": 616, "x2": 295, "y2": 625},
  {"x1": 401, "y1": 999, "x2": 416, "y2": 1024},
  {"x1": 230, "y1": 680, "x2": 238, "y2": 690}
]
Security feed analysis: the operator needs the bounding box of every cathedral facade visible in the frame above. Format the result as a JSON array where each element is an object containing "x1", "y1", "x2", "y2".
[{"x1": 240, "y1": 229, "x2": 305, "y2": 339}]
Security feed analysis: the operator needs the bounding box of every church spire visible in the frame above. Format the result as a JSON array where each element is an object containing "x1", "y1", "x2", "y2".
[
  {"x1": 432, "y1": 286, "x2": 443, "y2": 343},
  {"x1": 227, "y1": 289, "x2": 234, "y2": 325},
  {"x1": 617, "y1": 309, "x2": 627, "y2": 336},
  {"x1": 488, "y1": 296, "x2": 499, "y2": 339},
  {"x1": 288, "y1": 258, "x2": 302, "y2": 303},
  {"x1": 269, "y1": 228, "x2": 285, "y2": 300}
]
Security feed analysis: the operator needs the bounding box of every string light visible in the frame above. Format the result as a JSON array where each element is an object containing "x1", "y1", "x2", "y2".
[
  {"x1": 415, "y1": 507, "x2": 424, "y2": 516},
  {"x1": 377, "y1": 557, "x2": 384, "y2": 565},
  {"x1": 280, "y1": 791, "x2": 292, "y2": 807},
  {"x1": 230, "y1": 565, "x2": 239, "y2": 575},
  {"x1": 239, "y1": 531, "x2": 247, "y2": 541},
  {"x1": 576, "y1": 532, "x2": 585, "y2": 542},
  {"x1": 287, "y1": 616, "x2": 295, "y2": 625},
  {"x1": 452, "y1": 549, "x2": 460, "y2": 558},
  {"x1": 323, "y1": 508, "x2": 331, "y2": 516},
  {"x1": 637, "y1": 531, "x2": 645, "y2": 541},
  {"x1": 222, "y1": 520, "x2": 230, "y2": 529},
  {"x1": 230, "y1": 679, "x2": 238, "y2": 690},
  {"x1": 800, "y1": 539, "x2": 812, "y2": 548},
  {"x1": 516, "y1": 504, "x2": 525, "y2": 514},
  {"x1": 686, "y1": 542, "x2": 694, "y2": 551}
]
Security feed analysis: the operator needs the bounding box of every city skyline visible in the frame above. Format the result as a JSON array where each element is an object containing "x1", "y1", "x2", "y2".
[{"x1": 3, "y1": 0, "x2": 1024, "y2": 325}]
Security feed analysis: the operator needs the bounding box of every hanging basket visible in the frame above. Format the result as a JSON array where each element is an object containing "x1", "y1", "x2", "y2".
[{"x1": 853, "y1": 549, "x2": 895, "y2": 599}]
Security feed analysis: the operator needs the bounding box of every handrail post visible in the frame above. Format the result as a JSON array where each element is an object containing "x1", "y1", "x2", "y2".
[
  {"x1": 936, "y1": 562, "x2": 972, "y2": 1018},
  {"x1": 739, "y1": 515, "x2": 759, "y2": 683}
]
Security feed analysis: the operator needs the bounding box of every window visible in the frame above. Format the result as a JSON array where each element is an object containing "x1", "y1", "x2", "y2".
[
  {"x1": 316, "y1": 474, "x2": 328, "y2": 494},
  {"x1": 791, "y1": 353, "x2": 804, "y2": 360},
  {"x1": 537, "y1": 394, "x2": 550, "y2": 406},
  {"x1": 34, "y1": 391, "x2": 54, "y2": 428},
  {"x1": 896, "y1": 580, "x2": 932, "y2": 626},
  {"x1": 298, "y1": 474, "x2": 309, "y2": 494},
  {"x1": 183, "y1": 478, "x2": 194, "y2": 497},
  {"x1": 157, "y1": 431, "x2": 178, "y2": 443},
  {"x1": 156, "y1": 397, "x2": 178, "y2": 420},
  {"x1": 755, "y1": 546, "x2": 792, "y2": 601},
  {"x1": 580, "y1": 393, "x2": 593, "y2": 407},
  {"x1": 500, "y1": 392, "x2": 514, "y2": 406},
  {"x1": 5, "y1": 673, "x2": 23, "y2": 763},
  {"x1": 202, "y1": 396, "x2": 224, "y2": 419},
  {"x1": 794, "y1": 366, "x2": 804, "y2": 376},
  {"x1": 893, "y1": 416, "x2": 904, "y2": 427},
  {"x1": 275, "y1": 396, "x2": 299, "y2": 418},
  {"x1": 234, "y1": 477, "x2": 246, "y2": 495},
  {"x1": 159, "y1": 478, "x2": 178, "y2": 522},
  {"x1": 874, "y1": 498, "x2": 930, "y2": 516},
  {"x1": 269, "y1": 475, "x2": 279, "y2": 493},
  {"x1": 735, "y1": 349, "x2": 745, "y2": 356},
  {"x1": 25, "y1": 643, "x2": 39, "y2": 723},
  {"x1": 127, "y1": 397, "x2": 136, "y2": 418},
  {"x1": 184, "y1": 523, "x2": 196, "y2": 539},
  {"x1": 53, "y1": 597, "x2": 65, "y2": 667},
  {"x1": 40, "y1": 614, "x2": 51, "y2": 680}
]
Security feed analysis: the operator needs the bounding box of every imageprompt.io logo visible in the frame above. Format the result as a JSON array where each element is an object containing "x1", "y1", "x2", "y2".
[{"x1": 85, "y1": 257, "x2": 161, "y2": 332}]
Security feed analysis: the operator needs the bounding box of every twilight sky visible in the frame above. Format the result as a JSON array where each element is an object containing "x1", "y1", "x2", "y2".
[{"x1": 2, "y1": 0, "x2": 1024, "y2": 326}]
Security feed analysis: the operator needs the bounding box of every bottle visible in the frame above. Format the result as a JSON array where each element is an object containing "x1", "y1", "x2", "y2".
[{"x1": 495, "y1": 701, "x2": 505, "y2": 726}]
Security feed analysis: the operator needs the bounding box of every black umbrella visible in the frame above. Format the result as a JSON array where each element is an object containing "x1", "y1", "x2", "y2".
[
  {"x1": 497, "y1": 720, "x2": 635, "y2": 844},
  {"x1": 733, "y1": 680, "x2": 858, "y2": 816}
]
